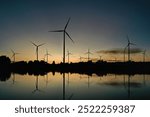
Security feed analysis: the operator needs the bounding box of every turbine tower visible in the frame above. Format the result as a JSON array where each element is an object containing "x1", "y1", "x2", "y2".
[
  {"x1": 143, "y1": 49, "x2": 146, "y2": 62},
  {"x1": 31, "y1": 41, "x2": 45, "y2": 61},
  {"x1": 99, "y1": 55, "x2": 102, "y2": 61},
  {"x1": 49, "y1": 17, "x2": 74, "y2": 63},
  {"x1": 126, "y1": 35, "x2": 135, "y2": 61},
  {"x1": 85, "y1": 49, "x2": 92, "y2": 61},
  {"x1": 45, "y1": 49, "x2": 51, "y2": 63},
  {"x1": 11, "y1": 49, "x2": 19, "y2": 62},
  {"x1": 66, "y1": 50, "x2": 72, "y2": 63},
  {"x1": 124, "y1": 45, "x2": 128, "y2": 62},
  {"x1": 79, "y1": 56, "x2": 82, "y2": 62}
]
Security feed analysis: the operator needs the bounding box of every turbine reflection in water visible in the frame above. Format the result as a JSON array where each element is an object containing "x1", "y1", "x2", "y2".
[{"x1": 0, "y1": 73, "x2": 150, "y2": 99}]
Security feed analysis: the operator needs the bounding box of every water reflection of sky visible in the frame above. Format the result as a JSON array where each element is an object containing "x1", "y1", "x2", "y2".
[{"x1": 0, "y1": 73, "x2": 150, "y2": 100}]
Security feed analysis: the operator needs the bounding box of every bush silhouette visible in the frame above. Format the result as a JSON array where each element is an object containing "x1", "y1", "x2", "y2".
[{"x1": 0, "y1": 56, "x2": 11, "y2": 66}]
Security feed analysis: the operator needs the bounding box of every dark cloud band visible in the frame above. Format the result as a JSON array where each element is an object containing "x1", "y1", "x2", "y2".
[{"x1": 96, "y1": 48, "x2": 143, "y2": 54}]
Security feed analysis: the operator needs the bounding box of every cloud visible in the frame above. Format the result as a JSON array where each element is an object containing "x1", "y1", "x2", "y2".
[{"x1": 96, "y1": 48, "x2": 143, "y2": 54}]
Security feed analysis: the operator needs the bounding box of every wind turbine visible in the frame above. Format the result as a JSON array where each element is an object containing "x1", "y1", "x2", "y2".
[
  {"x1": 85, "y1": 49, "x2": 92, "y2": 61},
  {"x1": 66, "y1": 50, "x2": 72, "y2": 63},
  {"x1": 11, "y1": 49, "x2": 19, "y2": 62},
  {"x1": 99, "y1": 55, "x2": 102, "y2": 61},
  {"x1": 124, "y1": 45, "x2": 128, "y2": 62},
  {"x1": 30, "y1": 41, "x2": 45, "y2": 61},
  {"x1": 114, "y1": 57, "x2": 117, "y2": 62},
  {"x1": 79, "y1": 56, "x2": 82, "y2": 62},
  {"x1": 126, "y1": 35, "x2": 136, "y2": 61},
  {"x1": 49, "y1": 17, "x2": 74, "y2": 63},
  {"x1": 45, "y1": 49, "x2": 51, "y2": 63},
  {"x1": 143, "y1": 49, "x2": 146, "y2": 62}
]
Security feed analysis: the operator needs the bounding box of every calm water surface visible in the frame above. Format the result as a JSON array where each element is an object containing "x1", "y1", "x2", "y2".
[{"x1": 0, "y1": 73, "x2": 150, "y2": 100}]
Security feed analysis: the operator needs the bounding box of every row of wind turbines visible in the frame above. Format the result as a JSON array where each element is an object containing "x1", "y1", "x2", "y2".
[
  {"x1": 10, "y1": 42, "x2": 51, "y2": 63},
  {"x1": 9, "y1": 17, "x2": 147, "y2": 63},
  {"x1": 49, "y1": 17, "x2": 147, "y2": 63},
  {"x1": 10, "y1": 17, "x2": 73, "y2": 63}
]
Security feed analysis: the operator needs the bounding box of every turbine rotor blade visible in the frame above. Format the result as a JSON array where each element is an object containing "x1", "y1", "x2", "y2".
[
  {"x1": 64, "y1": 17, "x2": 71, "y2": 30},
  {"x1": 11, "y1": 49, "x2": 15, "y2": 54},
  {"x1": 85, "y1": 52, "x2": 93, "y2": 55},
  {"x1": 45, "y1": 53, "x2": 51, "y2": 56},
  {"x1": 65, "y1": 31, "x2": 74, "y2": 43},
  {"x1": 49, "y1": 30, "x2": 64, "y2": 32},
  {"x1": 12, "y1": 54, "x2": 15, "y2": 58},
  {"x1": 38, "y1": 43, "x2": 45, "y2": 47},
  {"x1": 30, "y1": 41, "x2": 37, "y2": 47},
  {"x1": 126, "y1": 35, "x2": 130, "y2": 43}
]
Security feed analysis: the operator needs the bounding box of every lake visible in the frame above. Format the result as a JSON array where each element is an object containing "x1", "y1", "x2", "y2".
[{"x1": 0, "y1": 73, "x2": 150, "y2": 100}]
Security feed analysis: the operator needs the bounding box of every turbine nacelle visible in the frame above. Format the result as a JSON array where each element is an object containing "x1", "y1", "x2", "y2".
[
  {"x1": 66, "y1": 50, "x2": 72, "y2": 56},
  {"x1": 30, "y1": 41, "x2": 45, "y2": 47},
  {"x1": 126, "y1": 35, "x2": 136, "y2": 46}
]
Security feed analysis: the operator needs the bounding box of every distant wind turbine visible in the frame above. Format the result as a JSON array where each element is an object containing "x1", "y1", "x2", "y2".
[
  {"x1": 143, "y1": 49, "x2": 146, "y2": 62},
  {"x1": 114, "y1": 57, "x2": 117, "y2": 62},
  {"x1": 11, "y1": 49, "x2": 19, "y2": 62},
  {"x1": 66, "y1": 50, "x2": 72, "y2": 63},
  {"x1": 124, "y1": 45, "x2": 128, "y2": 62},
  {"x1": 85, "y1": 49, "x2": 92, "y2": 61},
  {"x1": 31, "y1": 41, "x2": 45, "y2": 61},
  {"x1": 99, "y1": 55, "x2": 102, "y2": 61},
  {"x1": 126, "y1": 35, "x2": 136, "y2": 61},
  {"x1": 45, "y1": 49, "x2": 51, "y2": 63},
  {"x1": 49, "y1": 17, "x2": 74, "y2": 63},
  {"x1": 79, "y1": 56, "x2": 82, "y2": 62}
]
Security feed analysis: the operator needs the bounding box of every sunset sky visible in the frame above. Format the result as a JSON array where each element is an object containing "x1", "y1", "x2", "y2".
[{"x1": 0, "y1": 0, "x2": 150, "y2": 63}]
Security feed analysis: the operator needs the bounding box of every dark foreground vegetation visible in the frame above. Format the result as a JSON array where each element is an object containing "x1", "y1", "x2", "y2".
[{"x1": 0, "y1": 56, "x2": 150, "y2": 78}]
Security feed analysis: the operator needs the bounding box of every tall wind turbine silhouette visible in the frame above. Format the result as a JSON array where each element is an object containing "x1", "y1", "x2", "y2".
[
  {"x1": 143, "y1": 49, "x2": 146, "y2": 62},
  {"x1": 45, "y1": 49, "x2": 51, "y2": 63},
  {"x1": 66, "y1": 50, "x2": 72, "y2": 63},
  {"x1": 85, "y1": 49, "x2": 92, "y2": 61},
  {"x1": 49, "y1": 17, "x2": 74, "y2": 63},
  {"x1": 126, "y1": 35, "x2": 136, "y2": 61},
  {"x1": 11, "y1": 49, "x2": 19, "y2": 62},
  {"x1": 31, "y1": 41, "x2": 45, "y2": 61}
]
